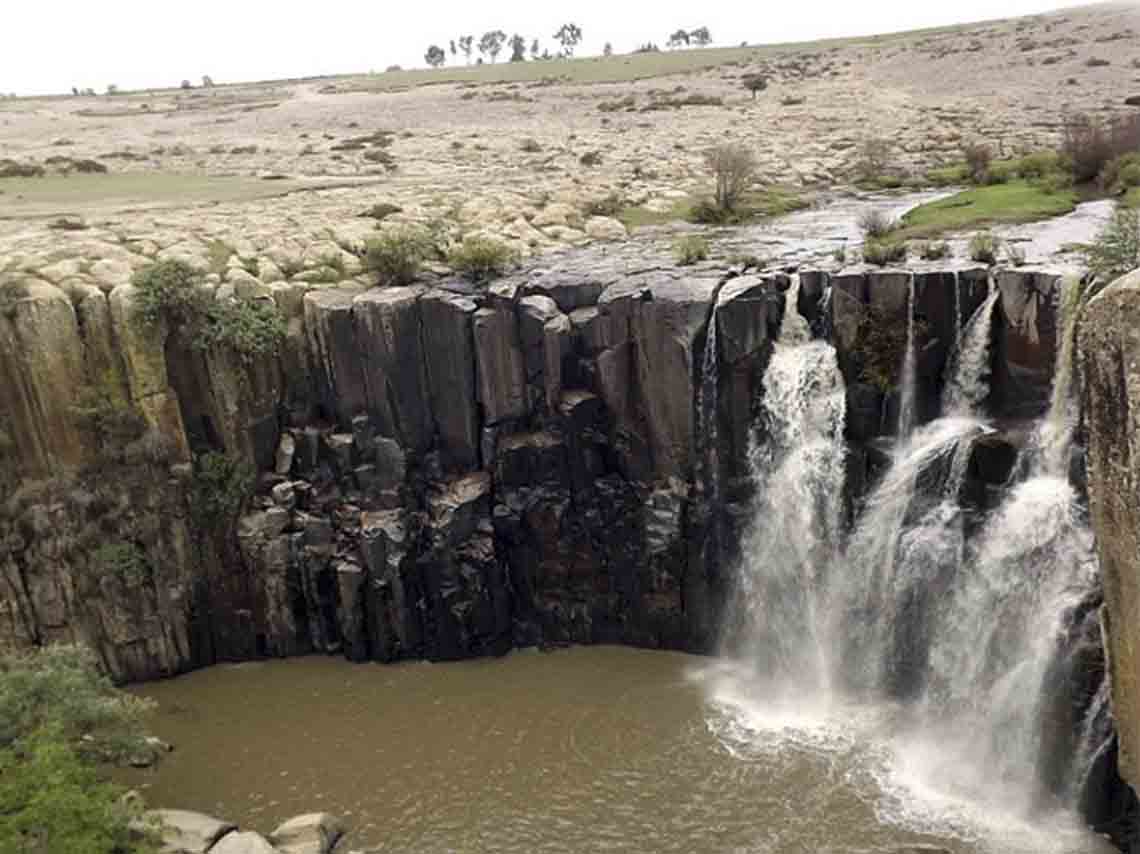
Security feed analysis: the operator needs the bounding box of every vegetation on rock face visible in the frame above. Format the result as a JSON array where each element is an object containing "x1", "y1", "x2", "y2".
[
  {"x1": 1082, "y1": 206, "x2": 1140, "y2": 283},
  {"x1": 0, "y1": 645, "x2": 159, "y2": 854},
  {"x1": 69, "y1": 371, "x2": 145, "y2": 449},
  {"x1": 189, "y1": 451, "x2": 254, "y2": 527},
  {"x1": 447, "y1": 236, "x2": 519, "y2": 282},
  {"x1": 673, "y1": 234, "x2": 710, "y2": 265},
  {"x1": 92, "y1": 541, "x2": 152, "y2": 585},
  {"x1": 132, "y1": 259, "x2": 285, "y2": 358}
]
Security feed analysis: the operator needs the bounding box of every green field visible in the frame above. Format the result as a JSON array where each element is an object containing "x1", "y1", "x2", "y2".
[
  {"x1": 899, "y1": 181, "x2": 1079, "y2": 239},
  {"x1": 0, "y1": 173, "x2": 382, "y2": 219}
]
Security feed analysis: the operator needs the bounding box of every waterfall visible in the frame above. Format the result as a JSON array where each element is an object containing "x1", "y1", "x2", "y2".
[
  {"x1": 943, "y1": 278, "x2": 1000, "y2": 417},
  {"x1": 717, "y1": 267, "x2": 1106, "y2": 839},
  {"x1": 722, "y1": 276, "x2": 845, "y2": 695},
  {"x1": 1037, "y1": 276, "x2": 1083, "y2": 477},
  {"x1": 898, "y1": 275, "x2": 918, "y2": 438},
  {"x1": 699, "y1": 303, "x2": 722, "y2": 570},
  {"x1": 952, "y1": 271, "x2": 963, "y2": 359}
]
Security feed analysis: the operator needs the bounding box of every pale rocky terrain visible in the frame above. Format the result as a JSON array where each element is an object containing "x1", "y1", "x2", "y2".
[{"x1": 1, "y1": 3, "x2": 1139, "y2": 291}]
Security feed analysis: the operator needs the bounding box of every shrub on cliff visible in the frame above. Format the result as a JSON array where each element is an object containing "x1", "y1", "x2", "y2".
[
  {"x1": 0, "y1": 645, "x2": 158, "y2": 854},
  {"x1": 131, "y1": 259, "x2": 210, "y2": 330},
  {"x1": 447, "y1": 236, "x2": 519, "y2": 282},
  {"x1": 968, "y1": 231, "x2": 1001, "y2": 265},
  {"x1": 1082, "y1": 206, "x2": 1140, "y2": 283},
  {"x1": 364, "y1": 228, "x2": 431, "y2": 286},
  {"x1": 862, "y1": 239, "x2": 907, "y2": 266},
  {"x1": 132, "y1": 260, "x2": 284, "y2": 358},
  {"x1": 189, "y1": 451, "x2": 254, "y2": 527}
]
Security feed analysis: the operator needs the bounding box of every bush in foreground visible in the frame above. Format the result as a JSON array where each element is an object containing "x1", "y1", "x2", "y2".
[
  {"x1": 0, "y1": 645, "x2": 159, "y2": 854},
  {"x1": 862, "y1": 239, "x2": 908, "y2": 266},
  {"x1": 1082, "y1": 206, "x2": 1140, "y2": 283}
]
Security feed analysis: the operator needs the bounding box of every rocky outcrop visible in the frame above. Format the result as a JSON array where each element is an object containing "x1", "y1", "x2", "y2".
[
  {"x1": 146, "y1": 809, "x2": 237, "y2": 853},
  {"x1": 1080, "y1": 269, "x2": 1140, "y2": 796},
  {"x1": 0, "y1": 245, "x2": 1075, "y2": 681}
]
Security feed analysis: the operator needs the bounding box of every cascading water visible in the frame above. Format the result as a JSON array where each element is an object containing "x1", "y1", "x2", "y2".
[
  {"x1": 943, "y1": 278, "x2": 1000, "y2": 417},
  {"x1": 712, "y1": 273, "x2": 1110, "y2": 851},
  {"x1": 898, "y1": 274, "x2": 919, "y2": 437},
  {"x1": 720, "y1": 276, "x2": 846, "y2": 695},
  {"x1": 699, "y1": 301, "x2": 723, "y2": 571}
]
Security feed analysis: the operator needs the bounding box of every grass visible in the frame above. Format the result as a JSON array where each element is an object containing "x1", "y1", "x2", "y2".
[
  {"x1": 618, "y1": 188, "x2": 806, "y2": 232},
  {"x1": 898, "y1": 181, "x2": 1078, "y2": 239}
]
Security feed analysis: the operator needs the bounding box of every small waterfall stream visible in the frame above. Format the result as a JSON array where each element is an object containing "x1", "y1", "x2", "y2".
[
  {"x1": 898, "y1": 275, "x2": 919, "y2": 437},
  {"x1": 943, "y1": 278, "x2": 1000, "y2": 417},
  {"x1": 715, "y1": 273, "x2": 1109, "y2": 849}
]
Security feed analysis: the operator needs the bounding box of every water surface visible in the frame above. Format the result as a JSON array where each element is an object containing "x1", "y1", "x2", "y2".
[{"x1": 123, "y1": 647, "x2": 1113, "y2": 854}]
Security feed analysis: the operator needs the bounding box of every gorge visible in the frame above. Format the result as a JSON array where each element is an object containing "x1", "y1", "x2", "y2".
[{"x1": 3, "y1": 229, "x2": 1140, "y2": 851}]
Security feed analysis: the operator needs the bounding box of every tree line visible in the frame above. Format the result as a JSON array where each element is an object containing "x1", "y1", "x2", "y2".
[{"x1": 424, "y1": 24, "x2": 712, "y2": 68}]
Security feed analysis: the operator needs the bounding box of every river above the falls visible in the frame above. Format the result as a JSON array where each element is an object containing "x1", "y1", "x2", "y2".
[{"x1": 120, "y1": 647, "x2": 1113, "y2": 854}]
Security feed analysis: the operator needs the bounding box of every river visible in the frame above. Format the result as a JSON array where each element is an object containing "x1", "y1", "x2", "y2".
[{"x1": 121, "y1": 647, "x2": 1113, "y2": 854}]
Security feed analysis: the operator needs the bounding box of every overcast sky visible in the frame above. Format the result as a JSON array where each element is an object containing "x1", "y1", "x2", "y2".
[{"x1": 3, "y1": 0, "x2": 1100, "y2": 96}]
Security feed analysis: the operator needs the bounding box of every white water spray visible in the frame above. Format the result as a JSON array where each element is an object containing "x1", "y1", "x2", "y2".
[
  {"x1": 943, "y1": 279, "x2": 1000, "y2": 417},
  {"x1": 898, "y1": 275, "x2": 919, "y2": 437}
]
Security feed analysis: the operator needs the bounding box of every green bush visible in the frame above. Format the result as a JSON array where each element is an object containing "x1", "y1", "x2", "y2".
[
  {"x1": 969, "y1": 231, "x2": 1001, "y2": 265},
  {"x1": 673, "y1": 235, "x2": 710, "y2": 266},
  {"x1": 359, "y1": 202, "x2": 402, "y2": 221},
  {"x1": 447, "y1": 236, "x2": 519, "y2": 282},
  {"x1": 0, "y1": 645, "x2": 158, "y2": 854},
  {"x1": 130, "y1": 259, "x2": 209, "y2": 330},
  {"x1": 981, "y1": 162, "x2": 1013, "y2": 185},
  {"x1": 1100, "y1": 152, "x2": 1140, "y2": 193},
  {"x1": 1015, "y1": 150, "x2": 1064, "y2": 180},
  {"x1": 925, "y1": 163, "x2": 971, "y2": 187},
  {"x1": 0, "y1": 645, "x2": 154, "y2": 762},
  {"x1": 0, "y1": 729, "x2": 156, "y2": 854},
  {"x1": 862, "y1": 239, "x2": 908, "y2": 266},
  {"x1": 917, "y1": 240, "x2": 950, "y2": 260},
  {"x1": 364, "y1": 228, "x2": 431, "y2": 286},
  {"x1": 1082, "y1": 206, "x2": 1140, "y2": 282},
  {"x1": 91, "y1": 542, "x2": 151, "y2": 584},
  {"x1": 1037, "y1": 170, "x2": 1074, "y2": 195},
  {"x1": 688, "y1": 199, "x2": 733, "y2": 225},
  {"x1": 202, "y1": 299, "x2": 286, "y2": 358},
  {"x1": 189, "y1": 451, "x2": 254, "y2": 527}
]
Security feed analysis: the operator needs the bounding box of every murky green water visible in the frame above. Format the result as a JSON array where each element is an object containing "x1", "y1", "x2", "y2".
[{"x1": 121, "y1": 647, "x2": 1114, "y2": 854}]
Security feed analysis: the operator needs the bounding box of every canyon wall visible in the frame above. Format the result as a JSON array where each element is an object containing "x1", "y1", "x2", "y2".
[
  {"x1": 0, "y1": 245, "x2": 1062, "y2": 683},
  {"x1": 1081, "y1": 269, "x2": 1140, "y2": 801}
]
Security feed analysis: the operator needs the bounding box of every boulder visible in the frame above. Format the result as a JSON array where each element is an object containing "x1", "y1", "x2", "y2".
[
  {"x1": 210, "y1": 831, "x2": 279, "y2": 854},
  {"x1": 269, "y1": 812, "x2": 346, "y2": 854},
  {"x1": 584, "y1": 216, "x2": 628, "y2": 242},
  {"x1": 145, "y1": 809, "x2": 236, "y2": 854}
]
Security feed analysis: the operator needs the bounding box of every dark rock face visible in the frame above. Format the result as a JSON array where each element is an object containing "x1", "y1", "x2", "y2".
[{"x1": 0, "y1": 246, "x2": 1078, "y2": 682}]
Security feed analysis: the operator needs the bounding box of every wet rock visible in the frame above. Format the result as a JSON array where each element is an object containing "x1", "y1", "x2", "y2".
[
  {"x1": 144, "y1": 809, "x2": 236, "y2": 854},
  {"x1": 993, "y1": 269, "x2": 1062, "y2": 417},
  {"x1": 275, "y1": 433, "x2": 296, "y2": 476},
  {"x1": 270, "y1": 812, "x2": 346, "y2": 854}
]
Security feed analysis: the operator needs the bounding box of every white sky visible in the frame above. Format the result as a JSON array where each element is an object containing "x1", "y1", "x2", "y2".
[{"x1": 3, "y1": 0, "x2": 1100, "y2": 96}]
